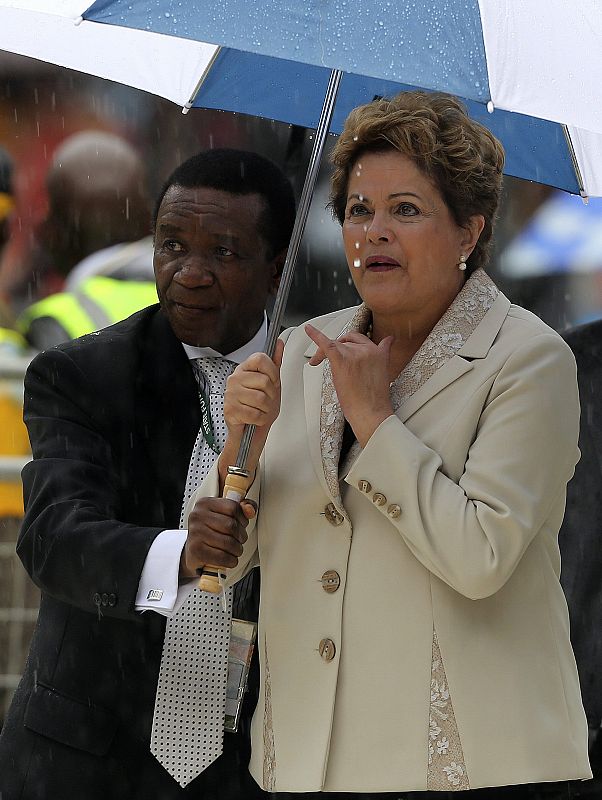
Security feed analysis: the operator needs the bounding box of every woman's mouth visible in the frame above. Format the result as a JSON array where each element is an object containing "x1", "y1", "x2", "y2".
[{"x1": 365, "y1": 255, "x2": 401, "y2": 271}]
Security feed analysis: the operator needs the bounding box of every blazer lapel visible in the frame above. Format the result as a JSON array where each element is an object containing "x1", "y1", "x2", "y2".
[
  {"x1": 303, "y1": 306, "x2": 370, "y2": 508},
  {"x1": 136, "y1": 308, "x2": 200, "y2": 527},
  {"x1": 394, "y1": 271, "x2": 509, "y2": 422},
  {"x1": 303, "y1": 358, "x2": 333, "y2": 502}
]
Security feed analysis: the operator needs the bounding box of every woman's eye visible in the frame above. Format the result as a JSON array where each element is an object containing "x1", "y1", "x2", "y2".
[
  {"x1": 397, "y1": 203, "x2": 419, "y2": 216},
  {"x1": 216, "y1": 246, "x2": 235, "y2": 257},
  {"x1": 347, "y1": 204, "x2": 369, "y2": 218}
]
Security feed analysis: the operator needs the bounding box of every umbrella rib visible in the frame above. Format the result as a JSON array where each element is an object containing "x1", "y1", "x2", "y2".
[
  {"x1": 182, "y1": 45, "x2": 223, "y2": 114},
  {"x1": 562, "y1": 124, "x2": 587, "y2": 199}
]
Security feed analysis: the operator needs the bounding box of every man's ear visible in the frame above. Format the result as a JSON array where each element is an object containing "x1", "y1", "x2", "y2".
[{"x1": 269, "y1": 248, "x2": 287, "y2": 295}]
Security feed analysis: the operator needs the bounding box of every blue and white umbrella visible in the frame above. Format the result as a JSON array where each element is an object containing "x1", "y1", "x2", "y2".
[{"x1": 1, "y1": 0, "x2": 602, "y2": 197}]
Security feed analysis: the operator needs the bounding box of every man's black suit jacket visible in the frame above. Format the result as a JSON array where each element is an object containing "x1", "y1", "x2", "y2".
[
  {"x1": 0, "y1": 305, "x2": 263, "y2": 799},
  {"x1": 561, "y1": 319, "x2": 602, "y2": 775}
]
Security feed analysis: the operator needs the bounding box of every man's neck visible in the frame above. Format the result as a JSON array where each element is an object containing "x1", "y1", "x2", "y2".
[{"x1": 181, "y1": 314, "x2": 268, "y2": 365}]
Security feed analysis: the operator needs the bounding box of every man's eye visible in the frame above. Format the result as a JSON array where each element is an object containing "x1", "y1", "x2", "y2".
[
  {"x1": 164, "y1": 239, "x2": 184, "y2": 252},
  {"x1": 397, "y1": 203, "x2": 419, "y2": 216},
  {"x1": 215, "y1": 246, "x2": 235, "y2": 257}
]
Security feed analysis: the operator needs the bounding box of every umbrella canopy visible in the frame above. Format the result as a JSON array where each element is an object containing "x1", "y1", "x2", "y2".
[
  {"x1": 1, "y1": 0, "x2": 602, "y2": 196},
  {"x1": 0, "y1": 1, "x2": 218, "y2": 108}
]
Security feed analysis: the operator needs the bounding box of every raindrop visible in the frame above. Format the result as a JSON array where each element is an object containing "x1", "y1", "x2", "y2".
[
  {"x1": 353, "y1": 258, "x2": 361, "y2": 268},
  {"x1": 354, "y1": 242, "x2": 360, "y2": 249}
]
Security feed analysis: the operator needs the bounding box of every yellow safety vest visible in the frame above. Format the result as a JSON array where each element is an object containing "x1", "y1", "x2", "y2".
[
  {"x1": 17, "y1": 276, "x2": 158, "y2": 341},
  {"x1": 0, "y1": 327, "x2": 27, "y2": 355}
]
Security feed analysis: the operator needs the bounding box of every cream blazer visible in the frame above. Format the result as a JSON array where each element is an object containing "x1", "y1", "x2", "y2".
[{"x1": 188, "y1": 270, "x2": 591, "y2": 793}]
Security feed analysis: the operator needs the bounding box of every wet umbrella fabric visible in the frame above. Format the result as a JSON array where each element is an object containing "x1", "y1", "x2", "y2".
[
  {"x1": 1, "y1": 0, "x2": 602, "y2": 195},
  {"x1": 81, "y1": 0, "x2": 602, "y2": 198}
]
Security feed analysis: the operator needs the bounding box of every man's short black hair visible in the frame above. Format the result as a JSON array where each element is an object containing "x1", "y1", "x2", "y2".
[{"x1": 153, "y1": 148, "x2": 296, "y2": 258}]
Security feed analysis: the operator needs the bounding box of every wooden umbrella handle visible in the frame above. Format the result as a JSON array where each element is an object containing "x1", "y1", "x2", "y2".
[{"x1": 198, "y1": 471, "x2": 252, "y2": 593}]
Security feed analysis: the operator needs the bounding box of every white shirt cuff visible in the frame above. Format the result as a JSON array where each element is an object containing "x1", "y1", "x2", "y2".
[{"x1": 135, "y1": 529, "x2": 197, "y2": 616}]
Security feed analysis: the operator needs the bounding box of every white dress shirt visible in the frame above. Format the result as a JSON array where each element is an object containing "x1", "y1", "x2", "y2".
[{"x1": 135, "y1": 315, "x2": 268, "y2": 616}]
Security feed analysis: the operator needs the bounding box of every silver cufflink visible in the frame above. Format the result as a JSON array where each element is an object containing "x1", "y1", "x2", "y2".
[{"x1": 147, "y1": 589, "x2": 164, "y2": 601}]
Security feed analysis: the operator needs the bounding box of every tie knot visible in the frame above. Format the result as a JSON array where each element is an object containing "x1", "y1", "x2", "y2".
[{"x1": 193, "y1": 357, "x2": 236, "y2": 394}]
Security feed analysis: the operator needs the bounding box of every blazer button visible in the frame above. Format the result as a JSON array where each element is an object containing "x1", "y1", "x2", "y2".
[
  {"x1": 324, "y1": 502, "x2": 344, "y2": 526},
  {"x1": 387, "y1": 503, "x2": 401, "y2": 519},
  {"x1": 372, "y1": 492, "x2": 387, "y2": 506},
  {"x1": 358, "y1": 479, "x2": 372, "y2": 493},
  {"x1": 319, "y1": 638, "x2": 336, "y2": 661},
  {"x1": 321, "y1": 570, "x2": 341, "y2": 593}
]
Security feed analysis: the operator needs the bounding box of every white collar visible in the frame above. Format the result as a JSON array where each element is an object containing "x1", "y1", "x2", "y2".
[{"x1": 181, "y1": 313, "x2": 268, "y2": 364}]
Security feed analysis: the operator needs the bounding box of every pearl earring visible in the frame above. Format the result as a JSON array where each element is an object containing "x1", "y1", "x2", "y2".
[{"x1": 458, "y1": 254, "x2": 467, "y2": 271}]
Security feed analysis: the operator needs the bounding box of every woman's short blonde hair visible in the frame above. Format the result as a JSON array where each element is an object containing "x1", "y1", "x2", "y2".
[{"x1": 330, "y1": 91, "x2": 505, "y2": 274}]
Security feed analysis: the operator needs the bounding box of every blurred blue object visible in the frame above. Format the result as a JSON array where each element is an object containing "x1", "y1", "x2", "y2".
[{"x1": 501, "y1": 193, "x2": 602, "y2": 278}]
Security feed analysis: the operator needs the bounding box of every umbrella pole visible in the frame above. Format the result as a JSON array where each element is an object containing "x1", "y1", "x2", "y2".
[{"x1": 199, "y1": 68, "x2": 343, "y2": 593}]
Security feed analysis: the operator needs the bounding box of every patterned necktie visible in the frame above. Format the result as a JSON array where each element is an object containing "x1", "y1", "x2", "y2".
[{"x1": 150, "y1": 357, "x2": 236, "y2": 788}]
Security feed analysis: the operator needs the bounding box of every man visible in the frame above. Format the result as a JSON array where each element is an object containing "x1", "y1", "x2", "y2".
[
  {"x1": 0, "y1": 148, "x2": 296, "y2": 799},
  {"x1": 16, "y1": 130, "x2": 156, "y2": 350},
  {"x1": 560, "y1": 319, "x2": 602, "y2": 795}
]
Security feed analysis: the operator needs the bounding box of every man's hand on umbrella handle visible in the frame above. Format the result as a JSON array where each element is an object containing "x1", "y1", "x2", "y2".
[{"x1": 180, "y1": 496, "x2": 257, "y2": 580}]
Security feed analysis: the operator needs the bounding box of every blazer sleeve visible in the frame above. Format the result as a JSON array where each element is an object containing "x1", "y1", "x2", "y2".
[
  {"x1": 17, "y1": 348, "x2": 163, "y2": 619},
  {"x1": 345, "y1": 332, "x2": 579, "y2": 600}
]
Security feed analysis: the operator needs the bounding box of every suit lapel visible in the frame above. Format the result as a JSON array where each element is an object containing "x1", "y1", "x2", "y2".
[{"x1": 136, "y1": 308, "x2": 200, "y2": 527}]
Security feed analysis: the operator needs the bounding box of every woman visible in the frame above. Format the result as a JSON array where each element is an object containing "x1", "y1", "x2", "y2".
[{"x1": 184, "y1": 92, "x2": 591, "y2": 798}]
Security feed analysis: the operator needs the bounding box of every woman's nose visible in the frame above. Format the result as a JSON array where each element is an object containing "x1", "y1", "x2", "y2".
[{"x1": 365, "y1": 214, "x2": 392, "y2": 244}]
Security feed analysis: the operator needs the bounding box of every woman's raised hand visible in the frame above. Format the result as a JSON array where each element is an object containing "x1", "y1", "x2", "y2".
[
  {"x1": 218, "y1": 338, "x2": 284, "y2": 483},
  {"x1": 305, "y1": 324, "x2": 394, "y2": 447}
]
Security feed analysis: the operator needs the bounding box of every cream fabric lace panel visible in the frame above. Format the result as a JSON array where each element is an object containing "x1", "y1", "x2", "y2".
[
  {"x1": 428, "y1": 632, "x2": 470, "y2": 790},
  {"x1": 317, "y1": 270, "x2": 498, "y2": 784},
  {"x1": 390, "y1": 268, "x2": 498, "y2": 409},
  {"x1": 320, "y1": 268, "x2": 499, "y2": 494},
  {"x1": 263, "y1": 636, "x2": 276, "y2": 791}
]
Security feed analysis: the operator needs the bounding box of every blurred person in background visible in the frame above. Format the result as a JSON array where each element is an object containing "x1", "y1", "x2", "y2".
[
  {"x1": 559, "y1": 319, "x2": 602, "y2": 794},
  {"x1": 185, "y1": 92, "x2": 591, "y2": 798},
  {"x1": 16, "y1": 130, "x2": 157, "y2": 350}
]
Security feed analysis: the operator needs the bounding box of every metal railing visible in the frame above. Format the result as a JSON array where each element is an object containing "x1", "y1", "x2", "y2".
[
  {"x1": 0, "y1": 355, "x2": 31, "y2": 380},
  {"x1": 0, "y1": 455, "x2": 31, "y2": 480}
]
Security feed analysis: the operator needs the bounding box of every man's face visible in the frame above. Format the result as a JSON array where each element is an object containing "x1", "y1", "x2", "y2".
[{"x1": 154, "y1": 185, "x2": 281, "y2": 351}]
